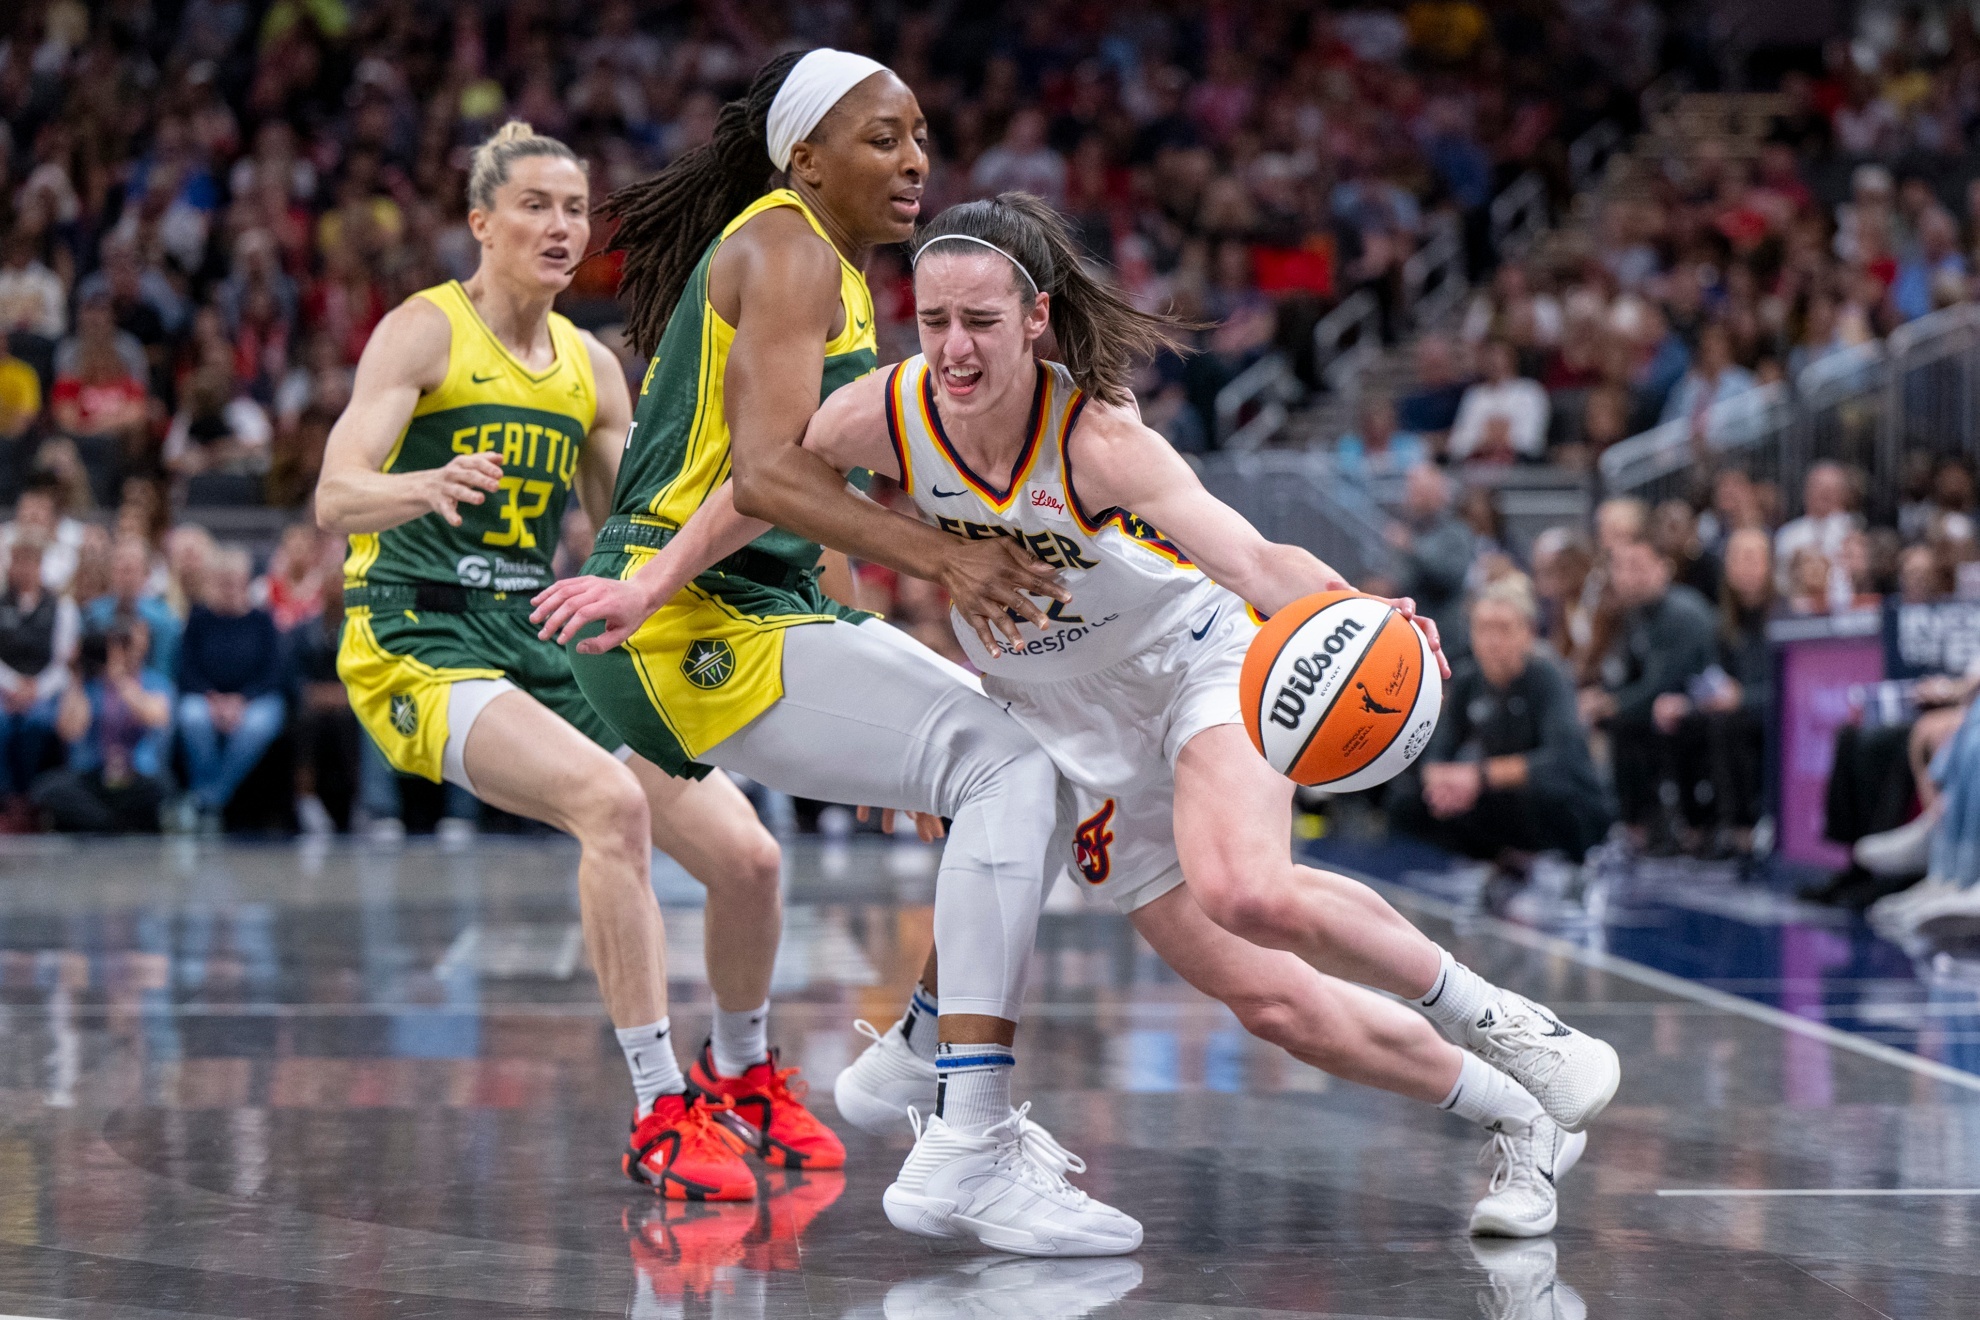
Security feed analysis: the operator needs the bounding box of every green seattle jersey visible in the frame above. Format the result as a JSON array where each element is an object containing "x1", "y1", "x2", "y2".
[
  {"x1": 343, "y1": 281, "x2": 598, "y2": 594},
  {"x1": 615, "y1": 189, "x2": 878, "y2": 569}
]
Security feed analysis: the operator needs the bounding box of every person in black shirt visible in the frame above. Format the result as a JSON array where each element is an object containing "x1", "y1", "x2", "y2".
[
  {"x1": 1581, "y1": 536, "x2": 1720, "y2": 844},
  {"x1": 0, "y1": 536, "x2": 79, "y2": 825},
  {"x1": 1654, "y1": 526, "x2": 1774, "y2": 853},
  {"x1": 1388, "y1": 574, "x2": 1612, "y2": 864}
]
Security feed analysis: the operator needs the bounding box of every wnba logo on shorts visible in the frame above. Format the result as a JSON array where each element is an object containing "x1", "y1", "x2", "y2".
[
  {"x1": 1074, "y1": 800, "x2": 1116, "y2": 885},
  {"x1": 681, "y1": 638, "x2": 736, "y2": 689},
  {"x1": 389, "y1": 692, "x2": 419, "y2": 737}
]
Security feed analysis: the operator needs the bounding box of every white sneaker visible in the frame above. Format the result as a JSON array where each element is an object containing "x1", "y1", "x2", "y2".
[
  {"x1": 1469, "y1": 1238, "x2": 1587, "y2": 1320},
  {"x1": 884, "y1": 1106, "x2": 1142, "y2": 1257},
  {"x1": 1459, "y1": 994, "x2": 1620, "y2": 1133},
  {"x1": 1470, "y1": 1116, "x2": 1587, "y2": 1237},
  {"x1": 882, "y1": 1257, "x2": 1144, "y2": 1319},
  {"x1": 295, "y1": 795, "x2": 335, "y2": 837},
  {"x1": 365, "y1": 816, "x2": 405, "y2": 845},
  {"x1": 1902, "y1": 881, "x2": 1980, "y2": 931},
  {"x1": 1855, "y1": 809, "x2": 1938, "y2": 879},
  {"x1": 835, "y1": 1019, "x2": 938, "y2": 1135},
  {"x1": 1869, "y1": 875, "x2": 1961, "y2": 937}
]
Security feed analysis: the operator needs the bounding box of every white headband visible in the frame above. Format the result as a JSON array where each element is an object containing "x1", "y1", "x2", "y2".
[
  {"x1": 914, "y1": 233, "x2": 1039, "y2": 295},
  {"x1": 766, "y1": 49, "x2": 889, "y2": 171}
]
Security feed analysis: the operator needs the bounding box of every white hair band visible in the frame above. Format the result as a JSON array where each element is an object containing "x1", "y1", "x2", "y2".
[
  {"x1": 766, "y1": 49, "x2": 889, "y2": 172},
  {"x1": 914, "y1": 233, "x2": 1038, "y2": 295}
]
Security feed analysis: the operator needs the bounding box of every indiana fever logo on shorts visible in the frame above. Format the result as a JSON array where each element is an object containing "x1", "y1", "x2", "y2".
[
  {"x1": 681, "y1": 638, "x2": 736, "y2": 690},
  {"x1": 389, "y1": 692, "x2": 419, "y2": 737},
  {"x1": 1074, "y1": 800, "x2": 1117, "y2": 885}
]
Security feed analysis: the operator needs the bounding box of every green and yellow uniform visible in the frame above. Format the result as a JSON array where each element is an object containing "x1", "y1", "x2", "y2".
[
  {"x1": 338, "y1": 280, "x2": 618, "y2": 780},
  {"x1": 570, "y1": 189, "x2": 876, "y2": 777}
]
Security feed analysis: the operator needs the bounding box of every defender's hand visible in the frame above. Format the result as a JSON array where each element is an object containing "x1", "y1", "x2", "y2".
[
  {"x1": 424, "y1": 452, "x2": 502, "y2": 526},
  {"x1": 939, "y1": 537, "x2": 1071, "y2": 654},
  {"x1": 1374, "y1": 595, "x2": 1451, "y2": 680},
  {"x1": 530, "y1": 574, "x2": 655, "y2": 654},
  {"x1": 856, "y1": 805, "x2": 947, "y2": 842}
]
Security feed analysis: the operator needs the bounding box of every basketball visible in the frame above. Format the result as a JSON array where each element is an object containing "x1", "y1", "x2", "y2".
[{"x1": 1240, "y1": 591, "x2": 1443, "y2": 791}]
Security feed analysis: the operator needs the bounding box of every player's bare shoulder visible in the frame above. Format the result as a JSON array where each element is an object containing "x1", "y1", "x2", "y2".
[
  {"x1": 1063, "y1": 394, "x2": 1179, "y2": 501},
  {"x1": 359, "y1": 295, "x2": 453, "y2": 394}
]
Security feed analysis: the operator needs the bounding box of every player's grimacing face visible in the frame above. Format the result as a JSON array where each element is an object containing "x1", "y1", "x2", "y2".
[
  {"x1": 471, "y1": 156, "x2": 591, "y2": 294},
  {"x1": 915, "y1": 250, "x2": 1048, "y2": 414}
]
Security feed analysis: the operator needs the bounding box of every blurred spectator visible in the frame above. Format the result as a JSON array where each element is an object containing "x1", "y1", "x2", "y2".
[
  {"x1": 162, "y1": 525, "x2": 217, "y2": 620},
  {"x1": 1651, "y1": 499, "x2": 1720, "y2": 601},
  {"x1": 258, "y1": 523, "x2": 333, "y2": 630},
  {"x1": 1387, "y1": 574, "x2": 1611, "y2": 865},
  {"x1": 970, "y1": 109, "x2": 1066, "y2": 206},
  {"x1": 164, "y1": 362, "x2": 273, "y2": 500},
  {"x1": 1652, "y1": 528, "x2": 1774, "y2": 854},
  {"x1": 174, "y1": 547, "x2": 284, "y2": 831},
  {"x1": 1385, "y1": 462, "x2": 1475, "y2": 658},
  {"x1": 51, "y1": 293, "x2": 153, "y2": 493},
  {"x1": 1531, "y1": 525, "x2": 1597, "y2": 667},
  {"x1": 1582, "y1": 536, "x2": 1718, "y2": 846},
  {"x1": 0, "y1": 230, "x2": 66, "y2": 342},
  {"x1": 0, "y1": 473, "x2": 84, "y2": 594},
  {"x1": 0, "y1": 345, "x2": 39, "y2": 445},
  {"x1": 1333, "y1": 396, "x2": 1427, "y2": 483},
  {"x1": 0, "y1": 537, "x2": 79, "y2": 827},
  {"x1": 1774, "y1": 462, "x2": 1863, "y2": 594},
  {"x1": 1396, "y1": 335, "x2": 1468, "y2": 443},
  {"x1": 34, "y1": 621, "x2": 171, "y2": 833},
  {"x1": 285, "y1": 588, "x2": 359, "y2": 835},
  {"x1": 85, "y1": 536, "x2": 184, "y2": 679},
  {"x1": 1659, "y1": 322, "x2": 1757, "y2": 429},
  {"x1": 1447, "y1": 340, "x2": 1549, "y2": 462}
]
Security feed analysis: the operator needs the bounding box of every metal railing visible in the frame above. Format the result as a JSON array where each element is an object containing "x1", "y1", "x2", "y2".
[
  {"x1": 1401, "y1": 213, "x2": 1469, "y2": 331},
  {"x1": 1196, "y1": 451, "x2": 1396, "y2": 583},
  {"x1": 1212, "y1": 351, "x2": 1301, "y2": 451},
  {"x1": 1598, "y1": 303, "x2": 1980, "y2": 519},
  {"x1": 1490, "y1": 172, "x2": 1548, "y2": 261},
  {"x1": 1568, "y1": 121, "x2": 1622, "y2": 194},
  {"x1": 1310, "y1": 289, "x2": 1382, "y2": 398}
]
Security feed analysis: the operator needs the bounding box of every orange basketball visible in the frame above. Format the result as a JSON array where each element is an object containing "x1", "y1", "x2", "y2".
[{"x1": 1240, "y1": 591, "x2": 1443, "y2": 790}]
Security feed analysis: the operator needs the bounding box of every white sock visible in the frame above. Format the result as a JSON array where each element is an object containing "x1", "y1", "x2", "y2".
[
  {"x1": 934, "y1": 1040, "x2": 1014, "y2": 1132},
  {"x1": 1439, "y1": 1050, "x2": 1545, "y2": 1131},
  {"x1": 616, "y1": 1017, "x2": 685, "y2": 1114},
  {"x1": 711, "y1": 999, "x2": 770, "y2": 1077},
  {"x1": 900, "y1": 983, "x2": 940, "y2": 1064},
  {"x1": 1416, "y1": 949, "x2": 1499, "y2": 1036}
]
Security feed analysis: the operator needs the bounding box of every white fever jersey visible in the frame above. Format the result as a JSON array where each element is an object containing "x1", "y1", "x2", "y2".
[{"x1": 884, "y1": 354, "x2": 1205, "y2": 680}]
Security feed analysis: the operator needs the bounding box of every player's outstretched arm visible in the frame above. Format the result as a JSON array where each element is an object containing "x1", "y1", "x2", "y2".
[
  {"x1": 1066, "y1": 404, "x2": 1449, "y2": 675},
  {"x1": 315, "y1": 299, "x2": 503, "y2": 534}
]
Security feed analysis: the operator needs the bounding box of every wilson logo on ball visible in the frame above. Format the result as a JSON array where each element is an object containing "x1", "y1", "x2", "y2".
[
  {"x1": 1240, "y1": 590, "x2": 1443, "y2": 791},
  {"x1": 1266, "y1": 617, "x2": 1365, "y2": 729}
]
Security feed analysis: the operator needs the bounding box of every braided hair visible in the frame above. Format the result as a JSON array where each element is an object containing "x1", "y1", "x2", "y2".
[
  {"x1": 602, "y1": 51, "x2": 805, "y2": 356},
  {"x1": 913, "y1": 193, "x2": 1195, "y2": 405}
]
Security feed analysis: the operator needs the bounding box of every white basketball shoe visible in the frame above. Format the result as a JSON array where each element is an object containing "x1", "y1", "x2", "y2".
[
  {"x1": 1458, "y1": 993, "x2": 1621, "y2": 1133},
  {"x1": 1469, "y1": 1238, "x2": 1588, "y2": 1320},
  {"x1": 1470, "y1": 1115, "x2": 1587, "y2": 1237},
  {"x1": 883, "y1": 1105, "x2": 1143, "y2": 1257},
  {"x1": 835, "y1": 1019, "x2": 938, "y2": 1135},
  {"x1": 882, "y1": 1257, "x2": 1144, "y2": 1319}
]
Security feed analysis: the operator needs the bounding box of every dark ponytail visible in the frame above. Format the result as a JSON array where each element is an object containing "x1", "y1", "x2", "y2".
[
  {"x1": 913, "y1": 192, "x2": 1197, "y2": 405},
  {"x1": 602, "y1": 51, "x2": 805, "y2": 356}
]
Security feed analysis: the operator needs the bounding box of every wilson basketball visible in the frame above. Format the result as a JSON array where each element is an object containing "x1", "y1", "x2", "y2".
[{"x1": 1240, "y1": 591, "x2": 1443, "y2": 791}]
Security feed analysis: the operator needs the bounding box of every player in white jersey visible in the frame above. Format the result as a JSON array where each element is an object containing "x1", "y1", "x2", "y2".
[{"x1": 544, "y1": 193, "x2": 1623, "y2": 1243}]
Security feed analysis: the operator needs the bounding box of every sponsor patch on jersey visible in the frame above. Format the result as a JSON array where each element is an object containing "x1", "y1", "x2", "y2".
[
  {"x1": 456, "y1": 554, "x2": 493, "y2": 588},
  {"x1": 389, "y1": 692, "x2": 419, "y2": 737},
  {"x1": 1026, "y1": 486, "x2": 1074, "y2": 522},
  {"x1": 681, "y1": 638, "x2": 736, "y2": 690},
  {"x1": 1074, "y1": 799, "x2": 1116, "y2": 884}
]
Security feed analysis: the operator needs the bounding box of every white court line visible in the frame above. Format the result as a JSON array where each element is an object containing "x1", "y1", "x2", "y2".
[
  {"x1": 1348, "y1": 869, "x2": 1980, "y2": 1096},
  {"x1": 1657, "y1": 1188, "x2": 1980, "y2": 1198}
]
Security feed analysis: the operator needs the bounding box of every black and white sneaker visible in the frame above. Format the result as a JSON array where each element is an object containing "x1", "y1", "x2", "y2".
[{"x1": 1469, "y1": 1115, "x2": 1586, "y2": 1237}]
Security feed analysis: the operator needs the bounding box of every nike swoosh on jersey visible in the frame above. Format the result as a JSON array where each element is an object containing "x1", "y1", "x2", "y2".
[
  {"x1": 929, "y1": 485, "x2": 968, "y2": 498},
  {"x1": 471, "y1": 371, "x2": 501, "y2": 384},
  {"x1": 1189, "y1": 610, "x2": 1220, "y2": 640}
]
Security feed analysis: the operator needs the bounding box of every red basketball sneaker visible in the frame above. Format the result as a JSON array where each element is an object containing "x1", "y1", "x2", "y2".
[
  {"x1": 687, "y1": 1042, "x2": 848, "y2": 1170},
  {"x1": 622, "y1": 1201, "x2": 754, "y2": 1304},
  {"x1": 623, "y1": 1092, "x2": 759, "y2": 1201}
]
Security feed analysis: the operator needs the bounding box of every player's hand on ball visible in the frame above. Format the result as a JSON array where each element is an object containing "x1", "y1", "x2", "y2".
[
  {"x1": 531, "y1": 575, "x2": 649, "y2": 653},
  {"x1": 1375, "y1": 595, "x2": 1449, "y2": 680},
  {"x1": 425, "y1": 451, "x2": 503, "y2": 526},
  {"x1": 939, "y1": 537, "x2": 1071, "y2": 653}
]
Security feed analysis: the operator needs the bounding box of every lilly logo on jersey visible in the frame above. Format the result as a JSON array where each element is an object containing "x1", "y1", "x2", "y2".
[
  {"x1": 1266, "y1": 617, "x2": 1367, "y2": 730},
  {"x1": 1028, "y1": 487, "x2": 1068, "y2": 515}
]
